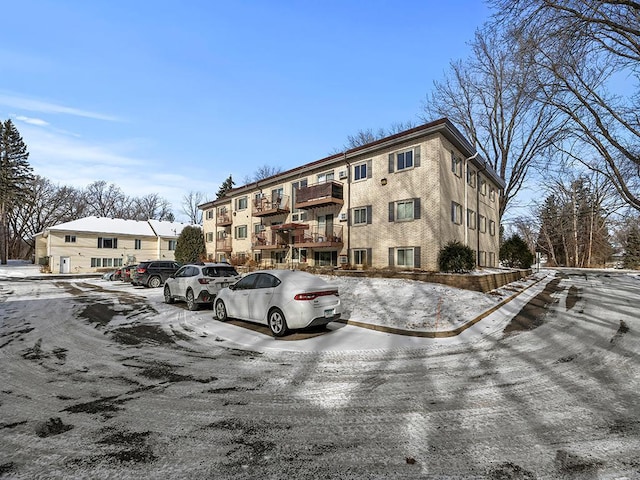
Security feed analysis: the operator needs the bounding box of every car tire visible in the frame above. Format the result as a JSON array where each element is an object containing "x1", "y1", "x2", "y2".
[
  {"x1": 186, "y1": 289, "x2": 199, "y2": 311},
  {"x1": 268, "y1": 308, "x2": 289, "y2": 337},
  {"x1": 148, "y1": 276, "x2": 162, "y2": 288},
  {"x1": 164, "y1": 285, "x2": 174, "y2": 304},
  {"x1": 215, "y1": 299, "x2": 228, "y2": 321}
]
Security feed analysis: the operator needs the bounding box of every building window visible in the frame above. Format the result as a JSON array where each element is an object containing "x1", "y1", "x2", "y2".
[
  {"x1": 354, "y1": 162, "x2": 368, "y2": 181},
  {"x1": 134, "y1": 239, "x2": 142, "y2": 250},
  {"x1": 90, "y1": 258, "x2": 101, "y2": 267},
  {"x1": 489, "y1": 252, "x2": 496, "y2": 267},
  {"x1": 451, "y1": 202, "x2": 463, "y2": 225},
  {"x1": 390, "y1": 199, "x2": 420, "y2": 222},
  {"x1": 479, "y1": 215, "x2": 487, "y2": 233},
  {"x1": 397, "y1": 248, "x2": 415, "y2": 268},
  {"x1": 102, "y1": 258, "x2": 113, "y2": 267},
  {"x1": 317, "y1": 171, "x2": 334, "y2": 183},
  {"x1": 168, "y1": 240, "x2": 176, "y2": 250},
  {"x1": 97, "y1": 237, "x2": 117, "y2": 249},
  {"x1": 451, "y1": 152, "x2": 462, "y2": 177},
  {"x1": 467, "y1": 209, "x2": 476, "y2": 229},
  {"x1": 353, "y1": 207, "x2": 368, "y2": 225},
  {"x1": 64, "y1": 235, "x2": 76, "y2": 243},
  {"x1": 467, "y1": 168, "x2": 476, "y2": 188},
  {"x1": 291, "y1": 180, "x2": 308, "y2": 222},
  {"x1": 114, "y1": 258, "x2": 123, "y2": 267},
  {"x1": 206, "y1": 209, "x2": 214, "y2": 220},
  {"x1": 206, "y1": 232, "x2": 214, "y2": 242},
  {"x1": 353, "y1": 248, "x2": 371, "y2": 266},
  {"x1": 489, "y1": 220, "x2": 496, "y2": 236},
  {"x1": 236, "y1": 196, "x2": 248, "y2": 210},
  {"x1": 489, "y1": 187, "x2": 496, "y2": 202},
  {"x1": 479, "y1": 178, "x2": 487, "y2": 195},
  {"x1": 235, "y1": 225, "x2": 248, "y2": 239},
  {"x1": 397, "y1": 150, "x2": 413, "y2": 171},
  {"x1": 479, "y1": 251, "x2": 487, "y2": 267}
]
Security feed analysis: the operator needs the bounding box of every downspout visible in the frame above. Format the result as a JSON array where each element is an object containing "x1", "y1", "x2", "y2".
[
  {"x1": 476, "y1": 157, "x2": 486, "y2": 268},
  {"x1": 465, "y1": 152, "x2": 479, "y2": 250},
  {"x1": 344, "y1": 151, "x2": 351, "y2": 265}
]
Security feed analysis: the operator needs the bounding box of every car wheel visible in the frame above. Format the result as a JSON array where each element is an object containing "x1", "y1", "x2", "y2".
[
  {"x1": 164, "y1": 285, "x2": 174, "y2": 304},
  {"x1": 268, "y1": 308, "x2": 289, "y2": 337},
  {"x1": 215, "y1": 299, "x2": 227, "y2": 321},
  {"x1": 186, "y1": 289, "x2": 199, "y2": 311},
  {"x1": 148, "y1": 276, "x2": 162, "y2": 288}
]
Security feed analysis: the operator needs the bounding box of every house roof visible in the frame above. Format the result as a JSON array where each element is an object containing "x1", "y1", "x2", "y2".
[{"x1": 38, "y1": 216, "x2": 191, "y2": 238}]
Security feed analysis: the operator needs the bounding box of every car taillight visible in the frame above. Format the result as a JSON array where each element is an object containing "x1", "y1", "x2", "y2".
[
  {"x1": 294, "y1": 290, "x2": 339, "y2": 301},
  {"x1": 136, "y1": 267, "x2": 146, "y2": 273},
  {"x1": 198, "y1": 278, "x2": 211, "y2": 285}
]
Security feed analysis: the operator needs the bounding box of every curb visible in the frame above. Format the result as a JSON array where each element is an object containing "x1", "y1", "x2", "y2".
[{"x1": 334, "y1": 273, "x2": 549, "y2": 338}]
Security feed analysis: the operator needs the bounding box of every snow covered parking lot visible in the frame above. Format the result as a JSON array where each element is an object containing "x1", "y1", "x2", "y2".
[{"x1": 1, "y1": 263, "x2": 639, "y2": 478}]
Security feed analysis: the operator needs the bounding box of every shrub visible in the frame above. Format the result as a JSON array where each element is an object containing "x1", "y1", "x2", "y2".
[
  {"x1": 500, "y1": 234, "x2": 534, "y2": 268},
  {"x1": 438, "y1": 241, "x2": 475, "y2": 273},
  {"x1": 174, "y1": 226, "x2": 206, "y2": 264}
]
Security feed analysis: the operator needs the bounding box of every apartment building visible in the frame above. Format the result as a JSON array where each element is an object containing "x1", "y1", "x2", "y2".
[{"x1": 200, "y1": 118, "x2": 505, "y2": 271}]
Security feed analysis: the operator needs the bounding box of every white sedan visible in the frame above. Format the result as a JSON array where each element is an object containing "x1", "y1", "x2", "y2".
[{"x1": 214, "y1": 270, "x2": 341, "y2": 337}]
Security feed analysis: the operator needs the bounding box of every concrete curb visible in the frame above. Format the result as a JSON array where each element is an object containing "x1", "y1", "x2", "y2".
[{"x1": 334, "y1": 273, "x2": 549, "y2": 338}]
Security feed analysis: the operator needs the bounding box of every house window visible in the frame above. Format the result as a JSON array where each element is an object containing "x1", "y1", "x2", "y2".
[
  {"x1": 168, "y1": 240, "x2": 176, "y2": 250},
  {"x1": 354, "y1": 162, "x2": 370, "y2": 181},
  {"x1": 467, "y1": 209, "x2": 476, "y2": 229},
  {"x1": 396, "y1": 200, "x2": 414, "y2": 221},
  {"x1": 90, "y1": 258, "x2": 101, "y2": 267},
  {"x1": 317, "y1": 171, "x2": 334, "y2": 183},
  {"x1": 206, "y1": 209, "x2": 214, "y2": 220},
  {"x1": 102, "y1": 258, "x2": 113, "y2": 267},
  {"x1": 397, "y1": 248, "x2": 415, "y2": 268},
  {"x1": 489, "y1": 220, "x2": 496, "y2": 236},
  {"x1": 397, "y1": 150, "x2": 413, "y2": 171},
  {"x1": 236, "y1": 196, "x2": 248, "y2": 210},
  {"x1": 451, "y1": 202, "x2": 463, "y2": 225},
  {"x1": 451, "y1": 152, "x2": 462, "y2": 177},
  {"x1": 489, "y1": 252, "x2": 496, "y2": 267},
  {"x1": 291, "y1": 180, "x2": 308, "y2": 222},
  {"x1": 134, "y1": 239, "x2": 142, "y2": 250},
  {"x1": 467, "y1": 168, "x2": 476, "y2": 188},
  {"x1": 353, "y1": 249, "x2": 368, "y2": 265},
  {"x1": 479, "y1": 251, "x2": 487, "y2": 267},
  {"x1": 206, "y1": 232, "x2": 214, "y2": 242},
  {"x1": 114, "y1": 258, "x2": 123, "y2": 267},
  {"x1": 479, "y1": 215, "x2": 487, "y2": 233},
  {"x1": 235, "y1": 225, "x2": 248, "y2": 239},
  {"x1": 64, "y1": 235, "x2": 76, "y2": 243},
  {"x1": 353, "y1": 207, "x2": 368, "y2": 225},
  {"x1": 97, "y1": 237, "x2": 117, "y2": 249}
]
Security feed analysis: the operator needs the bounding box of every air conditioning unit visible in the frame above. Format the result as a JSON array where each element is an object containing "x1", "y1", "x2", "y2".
[
  {"x1": 257, "y1": 224, "x2": 265, "y2": 231},
  {"x1": 339, "y1": 256, "x2": 348, "y2": 264},
  {"x1": 339, "y1": 213, "x2": 347, "y2": 221},
  {"x1": 338, "y1": 170, "x2": 348, "y2": 179}
]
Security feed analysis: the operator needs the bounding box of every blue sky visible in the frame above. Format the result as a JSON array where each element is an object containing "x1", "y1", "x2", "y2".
[{"x1": 1, "y1": 0, "x2": 492, "y2": 221}]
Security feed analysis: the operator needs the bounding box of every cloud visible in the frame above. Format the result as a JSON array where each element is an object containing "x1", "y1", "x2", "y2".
[
  {"x1": 0, "y1": 92, "x2": 120, "y2": 122},
  {"x1": 13, "y1": 115, "x2": 49, "y2": 127}
]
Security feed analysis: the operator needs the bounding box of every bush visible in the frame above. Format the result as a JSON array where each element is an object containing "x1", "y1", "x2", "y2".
[
  {"x1": 174, "y1": 226, "x2": 206, "y2": 264},
  {"x1": 500, "y1": 234, "x2": 534, "y2": 268},
  {"x1": 438, "y1": 241, "x2": 475, "y2": 273}
]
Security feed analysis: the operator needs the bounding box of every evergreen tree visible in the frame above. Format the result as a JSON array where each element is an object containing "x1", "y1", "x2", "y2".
[
  {"x1": 0, "y1": 120, "x2": 33, "y2": 264},
  {"x1": 216, "y1": 175, "x2": 235, "y2": 199},
  {"x1": 174, "y1": 226, "x2": 206, "y2": 264},
  {"x1": 623, "y1": 224, "x2": 640, "y2": 269},
  {"x1": 500, "y1": 234, "x2": 534, "y2": 269}
]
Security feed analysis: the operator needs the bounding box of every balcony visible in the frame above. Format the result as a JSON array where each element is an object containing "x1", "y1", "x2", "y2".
[
  {"x1": 217, "y1": 212, "x2": 232, "y2": 226},
  {"x1": 253, "y1": 193, "x2": 290, "y2": 217},
  {"x1": 216, "y1": 237, "x2": 232, "y2": 252},
  {"x1": 294, "y1": 181, "x2": 344, "y2": 210},
  {"x1": 252, "y1": 232, "x2": 288, "y2": 250},
  {"x1": 292, "y1": 225, "x2": 343, "y2": 248}
]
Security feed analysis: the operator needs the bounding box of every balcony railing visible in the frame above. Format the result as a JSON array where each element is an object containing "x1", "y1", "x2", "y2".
[
  {"x1": 291, "y1": 225, "x2": 343, "y2": 247},
  {"x1": 216, "y1": 237, "x2": 232, "y2": 252},
  {"x1": 253, "y1": 193, "x2": 290, "y2": 217},
  {"x1": 252, "y1": 232, "x2": 288, "y2": 250},
  {"x1": 217, "y1": 212, "x2": 232, "y2": 226},
  {"x1": 294, "y1": 181, "x2": 344, "y2": 209}
]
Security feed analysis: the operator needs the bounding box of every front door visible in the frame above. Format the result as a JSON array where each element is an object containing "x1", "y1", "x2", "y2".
[{"x1": 60, "y1": 257, "x2": 70, "y2": 273}]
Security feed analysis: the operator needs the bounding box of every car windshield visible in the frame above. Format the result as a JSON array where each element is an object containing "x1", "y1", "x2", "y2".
[{"x1": 203, "y1": 266, "x2": 239, "y2": 277}]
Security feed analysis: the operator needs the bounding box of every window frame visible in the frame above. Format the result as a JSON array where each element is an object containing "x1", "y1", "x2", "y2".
[
  {"x1": 168, "y1": 240, "x2": 177, "y2": 251},
  {"x1": 235, "y1": 225, "x2": 248, "y2": 239},
  {"x1": 451, "y1": 152, "x2": 462, "y2": 177},
  {"x1": 397, "y1": 149, "x2": 414, "y2": 171},
  {"x1": 467, "y1": 208, "x2": 476, "y2": 229},
  {"x1": 97, "y1": 237, "x2": 118, "y2": 249},
  {"x1": 396, "y1": 200, "x2": 415, "y2": 221},
  {"x1": 353, "y1": 207, "x2": 368, "y2": 225},
  {"x1": 64, "y1": 235, "x2": 76, "y2": 243},
  {"x1": 236, "y1": 196, "x2": 248, "y2": 210},
  {"x1": 396, "y1": 247, "x2": 415, "y2": 268},
  {"x1": 451, "y1": 202, "x2": 463, "y2": 225}
]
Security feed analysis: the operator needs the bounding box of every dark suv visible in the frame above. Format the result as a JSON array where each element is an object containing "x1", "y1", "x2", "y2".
[{"x1": 131, "y1": 260, "x2": 181, "y2": 288}]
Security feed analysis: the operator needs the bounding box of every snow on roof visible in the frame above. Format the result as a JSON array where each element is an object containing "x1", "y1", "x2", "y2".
[{"x1": 46, "y1": 216, "x2": 193, "y2": 238}]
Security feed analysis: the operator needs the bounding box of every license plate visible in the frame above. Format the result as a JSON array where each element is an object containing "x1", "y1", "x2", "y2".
[{"x1": 324, "y1": 309, "x2": 334, "y2": 318}]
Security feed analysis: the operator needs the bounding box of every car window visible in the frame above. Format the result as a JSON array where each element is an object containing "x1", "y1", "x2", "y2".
[
  {"x1": 255, "y1": 273, "x2": 280, "y2": 289},
  {"x1": 175, "y1": 266, "x2": 188, "y2": 277},
  {"x1": 234, "y1": 274, "x2": 257, "y2": 290}
]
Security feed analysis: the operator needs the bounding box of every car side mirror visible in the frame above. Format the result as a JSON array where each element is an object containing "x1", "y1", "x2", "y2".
[{"x1": 229, "y1": 284, "x2": 237, "y2": 291}]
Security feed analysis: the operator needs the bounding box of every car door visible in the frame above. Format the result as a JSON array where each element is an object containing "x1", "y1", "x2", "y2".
[
  {"x1": 228, "y1": 274, "x2": 257, "y2": 320},
  {"x1": 248, "y1": 273, "x2": 279, "y2": 323},
  {"x1": 171, "y1": 266, "x2": 189, "y2": 298}
]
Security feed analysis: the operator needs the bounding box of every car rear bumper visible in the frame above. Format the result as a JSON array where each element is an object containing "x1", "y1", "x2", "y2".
[{"x1": 307, "y1": 313, "x2": 341, "y2": 328}]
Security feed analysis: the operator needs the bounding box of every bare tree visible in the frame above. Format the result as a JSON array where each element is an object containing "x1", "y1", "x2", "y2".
[
  {"x1": 83, "y1": 181, "x2": 129, "y2": 218},
  {"x1": 182, "y1": 191, "x2": 205, "y2": 224},
  {"x1": 340, "y1": 121, "x2": 418, "y2": 150},
  {"x1": 423, "y1": 28, "x2": 564, "y2": 219},
  {"x1": 130, "y1": 193, "x2": 174, "y2": 221},
  {"x1": 490, "y1": 0, "x2": 640, "y2": 211},
  {"x1": 242, "y1": 165, "x2": 284, "y2": 184}
]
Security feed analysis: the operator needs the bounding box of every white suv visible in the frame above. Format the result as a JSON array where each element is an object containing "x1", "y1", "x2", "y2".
[{"x1": 163, "y1": 262, "x2": 240, "y2": 311}]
